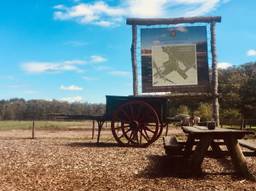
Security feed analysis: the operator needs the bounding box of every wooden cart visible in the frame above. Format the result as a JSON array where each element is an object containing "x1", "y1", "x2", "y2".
[
  {"x1": 52, "y1": 95, "x2": 173, "y2": 147},
  {"x1": 105, "y1": 95, "x2": 171, "y2": 147}
]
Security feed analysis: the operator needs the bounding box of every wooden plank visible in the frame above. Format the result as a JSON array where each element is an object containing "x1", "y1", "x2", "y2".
[
  {"x1": 182, "y1": 126, "x2": 253, "y2": 134},
  {"x1": 182, "y1": 126, "x2": 254, "y2": 139},
  {"x1": 126, "y1": 16, "x2": 221, "y2": 25},
  {"x1": 239, "y1": 140, "x2": 256, "y2": 151}
]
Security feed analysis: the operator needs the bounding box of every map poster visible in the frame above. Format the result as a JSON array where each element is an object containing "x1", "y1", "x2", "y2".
[
  {"x1": 141, "y1": 26, "x2": 210, "y2": 93},
  {"x1": 152, "y1": 44, "x2": 197, "y2": 86}
]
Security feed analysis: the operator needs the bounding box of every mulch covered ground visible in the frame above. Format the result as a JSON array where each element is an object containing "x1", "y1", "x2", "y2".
[{"x1": 0, "y1": 129, "x2": 255, "y2": 191}]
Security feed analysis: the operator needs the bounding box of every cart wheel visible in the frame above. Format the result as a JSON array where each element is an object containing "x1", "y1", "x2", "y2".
[
  {"x1": 155, "y1": 123, "x2": 165, "y2": 140},
  {"x1": 111, "y1": 100, "x2": 160, "y2": 147}
]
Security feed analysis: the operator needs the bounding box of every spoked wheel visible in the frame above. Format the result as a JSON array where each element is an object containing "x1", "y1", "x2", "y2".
[
  {"x1": 155, "y1": 123, "x2": 165, "y2": 140},
  {"x1": 111, "y1": 100, "x2": 160, "y2": 147}
]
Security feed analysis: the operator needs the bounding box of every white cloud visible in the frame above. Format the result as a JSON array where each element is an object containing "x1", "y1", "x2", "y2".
[
  {"x1": 64, "y1": 40, "x2": 88, "y2": 47},
  {"x1": 53, "y1": 1, "x2": 125, "y2": 27},
  {"x1": 53, "y1": 0, "x2": 225, "y2": 27},
  {"x1": 126, "y1": 0, "x2": 167, "y2": 18},
  {"x1": 182, "y1": 0, "x2": 221, "y2": 16},
  {"x1": 22, "y1": 54, "x2": 107, "y2": 74},
  {"x1": 60, "y1": 85, "x2": 83, "y2": 91},
  {"x1": 60, "y1": 96, "x2": 83, "y2": 103},
  {"x1": 247, "y1": 49, "x2": 256, "y2": 57},
  {"x1": 218, "y1": 62, "x2": 232, "y2": 69},
  {"x1": 90, "y1": 55, "x2": 107, "y2": 63},
  {"x1": 22, "y1": 60, "x2": 86, "y2": 73},
  {"x1": 109, "y1": 70, "x2": 130, "y2": 77},
  {"x1": 82, "y1": 76, "x2": 98, "y2": 81}
]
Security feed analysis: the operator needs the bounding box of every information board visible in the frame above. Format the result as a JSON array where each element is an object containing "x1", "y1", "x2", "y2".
[{"x1": 141, "y1": 26, "x2": 209, "y2": 93}]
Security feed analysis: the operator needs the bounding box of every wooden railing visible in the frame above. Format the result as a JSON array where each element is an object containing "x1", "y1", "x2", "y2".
[{"x1": 220, "y1": 119, "x2": 256, "y2": 129}]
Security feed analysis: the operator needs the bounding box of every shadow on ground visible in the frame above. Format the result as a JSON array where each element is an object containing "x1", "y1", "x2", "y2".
[
  {"x1": 66, "y1": 141, "x2": 152, "y2": 148},
  {"x1": 139, "y1": 155, "x2": 235, "y2": 179},
  {"x1": 66, "y1": 142, "x2": 120, "y2": 148},
  {"x1": 139, "y1": 155, "x2": 193, "y2": 179}
]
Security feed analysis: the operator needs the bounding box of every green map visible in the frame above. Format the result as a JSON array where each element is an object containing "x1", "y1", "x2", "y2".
[{"x1": 152, "y1": 44, "x2": 198, "y2": 86}]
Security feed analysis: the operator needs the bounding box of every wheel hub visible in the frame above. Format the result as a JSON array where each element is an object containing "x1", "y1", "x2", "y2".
[{"x1": 130, "y1": 120, "x2": 139, "y2": 130}]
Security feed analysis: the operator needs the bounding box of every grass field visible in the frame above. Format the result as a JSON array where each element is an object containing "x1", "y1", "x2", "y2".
[{"x1": 0, "y1": 120, "x2": 93, "y2": 130}]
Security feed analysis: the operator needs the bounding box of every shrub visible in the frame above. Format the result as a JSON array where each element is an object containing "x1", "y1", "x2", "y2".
[
  {"x1": 194, "y1": 103, "x2": 212, "y2": 121},
  {"x1": 176, "y1": 105, "x2": 190, "y2": 115}
]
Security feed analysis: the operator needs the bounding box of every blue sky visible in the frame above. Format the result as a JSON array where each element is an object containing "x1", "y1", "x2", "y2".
[{"x1": 0, "y1": 0, "x2": 255, "y2": 103}]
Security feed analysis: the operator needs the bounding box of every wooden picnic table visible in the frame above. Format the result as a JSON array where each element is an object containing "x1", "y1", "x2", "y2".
[{"x1": 181, "y1": 126, "x2": 256, "y2": 180}]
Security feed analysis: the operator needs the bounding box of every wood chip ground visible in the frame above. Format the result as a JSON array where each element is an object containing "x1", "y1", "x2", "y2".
[{"x1": 0, "y1": 128, "x2": 255, "y2": 191}]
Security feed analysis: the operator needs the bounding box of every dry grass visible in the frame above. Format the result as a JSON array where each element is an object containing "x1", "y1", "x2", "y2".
[{"x1": 0, "y1": 120, "x2": 93, "y2": 131}]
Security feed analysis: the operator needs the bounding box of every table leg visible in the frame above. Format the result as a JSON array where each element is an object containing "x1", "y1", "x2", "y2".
[
  {"x1": 190, "y1": 135, "x2": 213, "y2": 174},
  {"x1": 210, "y1": 140, "x2": 223, "y2": 158},
  {"x1": 184, "y1": 135, "x2": 195, "y2": 157},
  {"x1": 225, "y1": 137, "x2": 256, "y2": 180}
]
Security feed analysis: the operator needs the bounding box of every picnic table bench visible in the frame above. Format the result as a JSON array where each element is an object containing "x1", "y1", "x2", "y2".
[
  {"x1": 239, "y1": 139, "x2": 256, "y2": 152},
  {"x1": 164, "y1": 126, "x2": 256, "y2": 180}
]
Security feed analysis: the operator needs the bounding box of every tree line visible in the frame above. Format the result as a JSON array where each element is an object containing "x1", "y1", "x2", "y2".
[
  {"x1": 0, "y1": 99, "x2": 105, "y2": 120},
  {"x1": 0, "y1": 62, "x2": 255, "y2": 121}
]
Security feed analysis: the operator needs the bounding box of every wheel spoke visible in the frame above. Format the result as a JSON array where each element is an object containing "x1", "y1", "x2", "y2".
[
  {"x1": 124, "y1": 128, "x2": 132, "y2": 134},
  {"x1": 140, "y1": 129, "x2": 150, "y2": 142},
  {"x1": 144, "y1": 125, "x2": 156, "y2": 133},
  {"x1": 120, "y1": 109, "x2": 131, "y2": 121},
  {"x1": 139, "y1": 129, "x2": 142, "y2": 144},
  {"x1": 135, "y1": 104, "x2": 143, "y2": 121},
  {"x1": 143, "y1": 128, "x2": 151, "y2": 141},
  {"x1": 133, "y1": 131, "x2": 139, "y2": 143},
  {"x1": 128, "y1": 104, "x2": 135, "y2": 120},
  {"x1": 128, "y1": 131, "x2": 135, "y2": 144},
  {"x1": 118, "y1": 133, "x2": 125, "y2": 139}
]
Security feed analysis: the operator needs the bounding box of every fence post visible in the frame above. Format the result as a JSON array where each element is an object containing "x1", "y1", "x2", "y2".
[
  {"x1": 32, "y1": 118, "x2": 35, "y2": 139},
  {"x1": 92, "y1": 120, "x2": 95, "y2": 139}
]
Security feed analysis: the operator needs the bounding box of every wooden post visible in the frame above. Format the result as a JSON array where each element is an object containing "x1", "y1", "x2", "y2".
[
  {"x1": 32, "y1": 119, "x2": 35, "y2": 139},
  {"x1": 131, "y1": 24, "x2": 138, "y2": 96},
  {"x1": 210, "y1": 22, "x2": 220, "y2": 127},
  {"x1": 92, "y1": 120, "x2": 95, "y2": 139}
]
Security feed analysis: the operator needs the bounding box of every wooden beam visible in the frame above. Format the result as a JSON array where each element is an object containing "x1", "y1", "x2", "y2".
[
  {"x1": 210, "y1": 22, "x2": 220, "y2": 127},
  {"x1": 131, "y1": 25, "x2": 138, "y2": 96},
  {"x1": 126, "y1": 16, "x2": 221, "y2": 26}
]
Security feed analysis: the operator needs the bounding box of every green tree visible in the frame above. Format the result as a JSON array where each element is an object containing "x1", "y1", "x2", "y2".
[
  {"x1": 176, "y1": 105, "x2": 190, "y2": 115},
  {"x1": 194, "y1": 103, "x2": 212, "y2": 121},
  {"x1": 240, "y1": 76, "x2": 256, "y2": 119}
]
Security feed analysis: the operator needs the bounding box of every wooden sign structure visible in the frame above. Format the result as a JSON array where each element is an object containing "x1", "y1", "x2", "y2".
[{"x1": 126, "y1": 16, "x2": 221, "y2": 126}]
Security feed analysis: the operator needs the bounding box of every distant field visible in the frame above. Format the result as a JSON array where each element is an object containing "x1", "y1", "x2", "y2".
[{"x1": 0, "y1": 120, "x2": 93, "y2": 130}]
